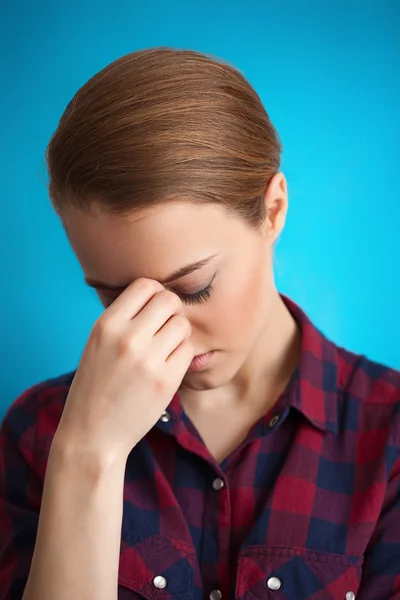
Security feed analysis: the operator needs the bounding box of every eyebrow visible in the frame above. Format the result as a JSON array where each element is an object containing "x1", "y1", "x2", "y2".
[{"x1": 84, "y1": 254, "x2": 218, "y2": 292}]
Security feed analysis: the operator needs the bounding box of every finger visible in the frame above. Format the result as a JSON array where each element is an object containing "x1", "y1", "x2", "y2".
[
  {"x1": 165, "y1": 338, "x2": 195, "y2": 380},
  {"x1": 103, "y1": 278, "x2": 165, "y2": 322},
  {"x1": 129, "y1": 288, "x2": 184, "y2": 341},
  {"x1": 152, "y1": 314, "x2": 192, "y2": 361}
]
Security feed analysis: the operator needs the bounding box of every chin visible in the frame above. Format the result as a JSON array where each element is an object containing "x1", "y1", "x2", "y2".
[
  {"x1": 180, "y1": 374, "x2": 218, "y2": 392},
  {"x1": 181, "y1": 356, "x2": 240, "y2": 392}
]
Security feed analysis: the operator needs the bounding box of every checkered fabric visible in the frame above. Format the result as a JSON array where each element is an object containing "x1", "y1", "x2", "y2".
[{"x1": 1, "y1": 296, "x2": 400, "y2": 599}]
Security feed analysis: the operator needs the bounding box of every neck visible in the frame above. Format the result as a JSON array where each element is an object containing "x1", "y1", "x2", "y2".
[{"x1": 228, "y1": 290, "x2": 301, "y2": 404}]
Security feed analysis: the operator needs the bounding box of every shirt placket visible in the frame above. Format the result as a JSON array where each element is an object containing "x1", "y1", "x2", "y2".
[{"x1": 201, "y1": 469, "x2": 231, "y2": 600}]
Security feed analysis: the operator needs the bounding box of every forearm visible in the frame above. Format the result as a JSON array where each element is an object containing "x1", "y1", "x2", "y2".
[{"x1": 22, "y1": 436, "x2": 126, "y2": 600}]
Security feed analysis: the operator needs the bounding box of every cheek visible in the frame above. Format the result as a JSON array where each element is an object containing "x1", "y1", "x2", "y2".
[
  {"x1": 231, "y1": 265, "x2": 270, "y2": 325},
  {"x1": 209, "y1": 255, "x2": 272, "y2": 338}
]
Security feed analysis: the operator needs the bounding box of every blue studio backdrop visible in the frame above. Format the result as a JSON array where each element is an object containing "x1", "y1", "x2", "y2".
[{"x1": 1, "y1": 0, "x2": 399, "y2": 421}]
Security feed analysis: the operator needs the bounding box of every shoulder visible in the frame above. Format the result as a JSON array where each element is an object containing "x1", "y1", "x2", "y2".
[
  {"x1": 0, "y1": 370, "x2": 76, "y2": 449},
  {"x1": 336, "y1": 345, "x2": 400, "y2": 448},
  {"x1": 337, "y1": 345, "x2": 400, "y2": 406}
]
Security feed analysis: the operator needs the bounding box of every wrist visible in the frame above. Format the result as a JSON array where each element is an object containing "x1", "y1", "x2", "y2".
[{"x1": 50, "y1": 430, "x2": 128, "y2": 480}]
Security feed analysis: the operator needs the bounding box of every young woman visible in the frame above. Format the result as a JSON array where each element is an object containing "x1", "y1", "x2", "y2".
[{"x1": 0, "y1": 47, "x2": 399, "y2": 600}]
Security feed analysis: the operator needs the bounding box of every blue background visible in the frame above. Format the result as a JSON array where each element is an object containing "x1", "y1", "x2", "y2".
[{"x1": 1, "y1": 0, "x2": 399, "y2": 421}]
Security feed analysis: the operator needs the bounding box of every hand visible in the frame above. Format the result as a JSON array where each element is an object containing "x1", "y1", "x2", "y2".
[{"x1": 54, "y1": 278, "x2": 194, "y2": 462}]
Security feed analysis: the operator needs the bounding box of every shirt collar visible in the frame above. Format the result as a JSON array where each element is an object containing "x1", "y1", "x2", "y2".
[{"x1": 277, "y1": 295, "x2": 340, "y2": 434}]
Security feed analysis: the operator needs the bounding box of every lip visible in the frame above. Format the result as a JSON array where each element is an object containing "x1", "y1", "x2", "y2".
[{"x1": 188, "y1": 350, "x2": 214, "y2": 372}]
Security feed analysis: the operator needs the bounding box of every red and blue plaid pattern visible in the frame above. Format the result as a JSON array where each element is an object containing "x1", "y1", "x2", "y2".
[{"x1": 1, "y1": 296, "x2": 400, "y2": 599}]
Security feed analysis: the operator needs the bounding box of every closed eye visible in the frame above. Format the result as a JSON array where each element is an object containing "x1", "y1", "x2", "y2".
[
  {"x1": 103, "y1": 273, "x2": 216, "y2": 309},
  {"x1": 179, "y1": 282, "x2": 214, "y2": 305}
]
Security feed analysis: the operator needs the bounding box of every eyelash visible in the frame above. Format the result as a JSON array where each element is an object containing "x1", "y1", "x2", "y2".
[{"x1": 179, "y1": 281, "x2": 214, "y2": 306}]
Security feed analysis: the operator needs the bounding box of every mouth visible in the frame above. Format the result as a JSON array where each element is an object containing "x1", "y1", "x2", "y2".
[{"x1": 188, "y1": 351, "x2": 214, "y2": 372}]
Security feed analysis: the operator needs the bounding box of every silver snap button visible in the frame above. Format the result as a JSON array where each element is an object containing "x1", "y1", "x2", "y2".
[
  {"x1": 269, "y1": 415, "x2": 279, "y2": 427},
  {"x1": 160, "y1": 411, "x2": 171, "y2": 423},
  {"x1": 153, "y1": 575, "x2": 167, "y2": 589},
  {"x1": 210, "y1": 590, "x2": 222, "y2": 600},
  {"x1": 267, "y1": 576, "x2": 281, "y2": 590},
  {"x1": 345, "y1": 593, "x2": 355, "y2": 600},
  {"x1": 212, "y1": 477, "x2": 225, "y2": 491}
]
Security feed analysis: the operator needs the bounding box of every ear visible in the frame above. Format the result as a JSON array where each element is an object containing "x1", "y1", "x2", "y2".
[{"x1": 260, "y1": 172, "x2": 288, "y2": 242}]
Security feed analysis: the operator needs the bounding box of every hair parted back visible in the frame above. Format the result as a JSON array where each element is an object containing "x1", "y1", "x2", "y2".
[{"x1": 46, "y1": 47, "x2": 282, "y2": 228}]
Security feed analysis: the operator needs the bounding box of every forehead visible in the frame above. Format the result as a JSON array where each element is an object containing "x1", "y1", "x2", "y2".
[{"x1": 62, "y1": 201, "x2": 251, "y2": 283}]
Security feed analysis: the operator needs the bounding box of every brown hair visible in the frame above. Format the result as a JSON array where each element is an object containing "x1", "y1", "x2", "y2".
[{"x1": 46, "y1": 47, "x2": 282, "y2": 228}]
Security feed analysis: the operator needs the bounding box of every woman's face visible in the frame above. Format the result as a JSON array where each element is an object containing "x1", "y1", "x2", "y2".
[{"x1": 62, "y1": 172, "x2": 288, "y2": 393}]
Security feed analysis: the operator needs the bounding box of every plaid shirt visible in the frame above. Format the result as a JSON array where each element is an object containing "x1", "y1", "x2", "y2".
[{"x1": 1, "y1": 296, "x2": 400, "y2": 600}]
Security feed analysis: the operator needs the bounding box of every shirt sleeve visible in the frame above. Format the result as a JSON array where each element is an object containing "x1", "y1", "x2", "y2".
[
  {"x1": 0, "y1": 396, "x2": 42, "y2": 600},
  {"x1": 358, "y1": 455, "x2": 400, "y2": 599}
]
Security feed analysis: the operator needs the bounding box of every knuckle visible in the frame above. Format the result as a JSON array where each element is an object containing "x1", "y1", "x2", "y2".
[
  {"x1": 159, "y1": 290, "x2": 182, "y2": 310},
  {"x1": 135, "y1": 277, "x2": 164, "y2": 294},
  {"x1": 116, "y1": 334, "x2": 141, "y2": 359},
  {"x1": 140, "y1": 359, "x2": 166, "y2": 390},
  {"x1": 153, "y1": 373, "x2": 170, "y2": 395},
  {"x1": 92, "y1": 315, "x2": 113, "y2": 341},
  {"x1": 179, "y1": 338, "x2": 194, "y2": 357},
  {"x1": 173, "y1": 314, "x2": 191, "y2": 334}
]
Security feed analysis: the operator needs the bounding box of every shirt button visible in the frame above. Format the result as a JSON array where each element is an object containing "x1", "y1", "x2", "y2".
[
  {"x1": 212, "y1": 477, "x2": 225, "y2": 490},
  {"x1": 210, "y1": 590, "x2": 222, "y2": 600},
  {"x1": 267, "y1": 577, "x2": 282, "y2": 590},
  {"x1": 345, "y1": 593, "x2": 355, "y2": 600},
  {"x1": 160, "y1": 411, "x2": 171, "y2": 423},
  {"x1": 269, "y1": 415, "x2": 280, "y2": 428},
  {"x1": 153, "y1": 575, "x2": 167, "y2": 589}
]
